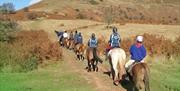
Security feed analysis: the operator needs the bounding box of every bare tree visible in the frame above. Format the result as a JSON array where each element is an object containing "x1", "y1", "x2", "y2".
[
  {"x1": 0, "y1": 3, "x2": 15, "y2": 14},
  {"x1": 102, "y1": 6, "x2": 117, "y2": 28}
]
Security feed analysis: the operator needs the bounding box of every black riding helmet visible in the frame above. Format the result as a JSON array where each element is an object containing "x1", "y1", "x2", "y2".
[
  {"x1": 75, "y1": 30, "x2": 77, "y2": 33},
  {"x1": 112, "y1": 27, "x2": 117, "y2": 33},
  {"x1": 91, "y1": 33, "x2": 95, "y2": 38}
]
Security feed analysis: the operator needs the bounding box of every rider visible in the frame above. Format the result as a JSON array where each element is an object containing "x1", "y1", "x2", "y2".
[
  {"x1": 105, "y1": 27, "x2": 121, "y2": 60},
  {"x1": 74, "y1": 30, "x2": 79, "y2": 44},
  {"x1": 88, "y1": 33, "x2": 102, "y2": 63},
  {"x1": 63, "y1": 30, "x2": 69, "y2": 39},
  {"x1": 69, "y1": 31, "x2": 74, "y2": 40},
  {"x1": 56, "y1": 30, "x2": 64, "y2": 42},
  {"x1": 125, "y1": 35, "x2": 147, "y2": 71},
  {"x1": 76, "y1": 32, "x2": 83, "y2": 45},
  {"x1": 109, "y1": 27, "x2": 121, "y2": 48}
]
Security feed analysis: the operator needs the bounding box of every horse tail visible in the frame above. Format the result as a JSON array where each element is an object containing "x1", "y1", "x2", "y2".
[
  {"x1": 93, "y1": 48, "x2": 103, "y2": 63},
  {"x1": 144, "y1": 64, "x2": 150, "y2": 91}
]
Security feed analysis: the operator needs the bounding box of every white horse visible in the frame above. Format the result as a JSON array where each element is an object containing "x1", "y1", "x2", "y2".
[{"x1": 108, "y1": 48, "x2": 126, "y2": 86}]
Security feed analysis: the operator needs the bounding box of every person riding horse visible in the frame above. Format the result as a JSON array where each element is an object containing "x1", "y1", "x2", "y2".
[
  {"x1": 62, "y1": 30, "x2": 69, "y2": 47},
  {"x1": 125, "y1": 35, "x2": 147, "y2": 72},
  {"x1": 74, "y1": 32, "x2": 85, "y2": 60},
  {"x1": 109, "y1": 27, "x2": 121, "y2": 48},
  {"x1": 69, "y1": 31, "x2": 74, "y2": 40},
  {"x1": 54, "y1": 30, "x2": 64, "y2": 46},
  {"x1": 76, "y1": 32, "x2": 83, "y2": 45},
  {"x1": 125, "y1": 36, "x2": 150, "y2": 91},
  {"x1": 74, "y1": 30, "x2": 79, "y2": 45},
  {"x1": 68, "y1": 31, "x2": 75, "y2": 50},
  {"x1": 88, "y1": 33, "x2": 103, "y2": 63},
  {"x1": 105, "y1": 27, "x2": 121, "y2": 60}
]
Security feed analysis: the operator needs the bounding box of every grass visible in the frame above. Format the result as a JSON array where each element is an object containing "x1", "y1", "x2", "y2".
[
  {"x1": 149, "y1": 57, "x2": 180, "y2": 91},
  {"x1": 0, "y1": 61, "x2": 95, "y2": 91}
]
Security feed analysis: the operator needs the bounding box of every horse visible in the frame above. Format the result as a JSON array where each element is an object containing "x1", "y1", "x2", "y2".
[
  {"x1": 54, "y1": 30, "x2": 64, "y2": 46},
  {"x1": 62, "y1": 38, "x2": 69, "y2": 48},
  {"x1": 74, "y1": 43, "x2": 86, "y2": 61},
  {"x1": 107, "y1": 48, "x2": 126, "y2": 86},
  {"x1": 86, "y1": 47, "x2": 102, "y2": 72},
  {"x1": 128, "y1": 62, "x2": 150, "y2": 91},
  {"x1": 68, "y1": 39, "x2": 75, "y2": 50}
]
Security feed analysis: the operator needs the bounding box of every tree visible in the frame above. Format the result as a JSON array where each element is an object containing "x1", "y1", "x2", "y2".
[
  {"x1": 0, "y1": 3, "x2": 15, "y2": 14},
  {"x1": 102, "y1": 6, "x2": 117, "y2": 28}
]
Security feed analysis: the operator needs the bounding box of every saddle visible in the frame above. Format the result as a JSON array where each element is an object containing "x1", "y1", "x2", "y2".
[{"x1": 127, "y1": 62, "x2": 141, "y2": 76}]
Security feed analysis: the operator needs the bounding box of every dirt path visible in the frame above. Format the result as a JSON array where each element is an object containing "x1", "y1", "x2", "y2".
[{"x1": 61, "y1": 48, "x2": 126, "y2": 91}]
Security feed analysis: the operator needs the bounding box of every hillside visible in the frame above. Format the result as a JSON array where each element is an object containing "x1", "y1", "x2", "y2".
[{"x1": 7, "y1": 0, "x2": 178, "y2": 25}]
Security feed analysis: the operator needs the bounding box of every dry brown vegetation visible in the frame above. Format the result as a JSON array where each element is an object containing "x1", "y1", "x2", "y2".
[
  {"x1": 97, "y1": 33, "x2": 180, "y2": 58},
  {"x1": 13, "y1": 30, "x2": 62, "y2": 62},
  {"x1": 121, "y1": 33, "x2": 180, "y2": 57},
  {"x1": 5, "y1": 0, "x2": 180, "y2": 25}
]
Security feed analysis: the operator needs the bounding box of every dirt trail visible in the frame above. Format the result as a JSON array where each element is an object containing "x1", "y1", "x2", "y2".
[{"x1": 62, "y1": 48, "x2": 126, "y2": 91}]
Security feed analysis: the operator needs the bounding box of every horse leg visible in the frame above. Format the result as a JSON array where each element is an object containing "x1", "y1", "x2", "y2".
[
  {"x1": 77, "y1": 54, "x2": 80, "y2": 60},
  {"x1": 80, "y1": 54, "x2": 84, "y2": 61},
  {"x1": 92, "y1": 60, "x2": 96, "y2": 72},
  {"x1": 112, "y1": 59, "x2": 119, "y2": 86},
  {"x1": 119, "y1": 61, "x2": 126, "y2": 81},
  {"x1": 95, "y1": 59, "x2": 98, "y2": 72},
  {"x1": 81, "y1": 55, "x2": 85, "y2": 61},
  {"x1": 87, "y1": 60, "x2": 91, "y2": 72}
]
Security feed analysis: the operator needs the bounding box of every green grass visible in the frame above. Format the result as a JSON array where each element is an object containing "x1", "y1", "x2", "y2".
[
  {"x1": 149, "y1": 57, "x2": 180, "y2": 91},
  {"x1": 0, "y1": 61, "x2": 95, "y2": 91}
]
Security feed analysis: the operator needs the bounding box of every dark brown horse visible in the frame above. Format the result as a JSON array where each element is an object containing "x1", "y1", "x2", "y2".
[
  {"x1": 129, "y1": 62, "x2": 150, "y2": 91},
  {"x1": 86, "y1": 47, "x2": 102, "y2": 72},
  {"x1": 74, "y1": 43, "x2": 86, "y2": 61}
]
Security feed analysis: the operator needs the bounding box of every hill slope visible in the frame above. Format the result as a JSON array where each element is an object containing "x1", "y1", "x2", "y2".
[{"x1": 11, "y1": 0, "x2": 180, "y2": 25}]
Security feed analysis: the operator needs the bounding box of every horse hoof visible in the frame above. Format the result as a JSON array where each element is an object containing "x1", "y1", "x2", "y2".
[
  {"x1": 113, "y1": 80, "x2": 119, "y2": 86},
  {"x1": 113, "y1": 82, "x2": 119, "y2": 86},
  {"x1": 96, "y1": 67, "x2": 98, "y2": 72}
]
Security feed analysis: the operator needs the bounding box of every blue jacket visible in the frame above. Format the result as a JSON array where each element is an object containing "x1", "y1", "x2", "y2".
[
  {"x1": 130, "y1": 44, "x2": 146, "y2": 62},
  {"x1": 109, "y1": 33, "x2": 120, "y2": 48},
  {"x1": 77, "y1": 35, "x2": 83, "y2": 44},
  {"x1": 88, "y1": 38, "x2": 97, "y2": 48},
  {"x1": 74, "y1": 33, "x2": 78, "y2": 43},
  {"x1": 57, "y1": 32, "x2": 64, "y2": 37}
]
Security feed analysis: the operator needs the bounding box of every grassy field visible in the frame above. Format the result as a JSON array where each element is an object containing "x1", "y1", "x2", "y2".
[
  {"x1": 149, "y1": 57, "x2": 180, "y2": 91},
  {"x1": 0, "y1": 61, "x2": 95, "y2": 91},
  {"x1": 18, "y1": 19, "x2": 180, "y2": 42},
  {"x1": 1, "y1": 19, "x2": 180, "y2": 91}
]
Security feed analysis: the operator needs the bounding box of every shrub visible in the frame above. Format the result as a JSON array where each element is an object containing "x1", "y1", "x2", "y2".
[
  {"x1": 0, "y1": 21, "x2": 18, "y2": 41},
  {"x1": 89, "y1": 0, "x2": 99, "y2": 5},
  {"x1": 121, "y1": 33, "x2": 177, "y2": 57},
  {"x1": 77, "y1": 13, "x2": 85, "y2": 19},
  {"x1": 27, "y1": 12, "x2": 38, "y2": 20},
  {"x1": 0, "y1": 30, "x2": 62, "y2": 72},
  {"x1": 20, "y1": 55, "x2": 38, "y2": 72},
  {"x1": 173, "y1": 36, "x2": 180, "y2": 56}
]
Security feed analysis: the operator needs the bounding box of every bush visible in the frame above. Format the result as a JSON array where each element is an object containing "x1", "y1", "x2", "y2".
[
  {"x1": 121, "y1": 33, "x2": 178, "y2": 57},
  {"x1": 173, "y1": 36, "x2": 180, "y2": 56},
  {"x1": 20, "y1": 55, "x2": 38, "y2": 72},
  {"x1": 0, "y1": 21, "x2": 18, "y2": 41},
  {"x1": 0, "y1": 30, "x2": 62, "y2": 72},
  {"x1": 77, "y1": 13, "x2": 85, "y2": 19},
  {"x1": 89, "y1": 0, "x2": 99, "y2": 5},
  {"x1": 27, "y1": 12, "x2": 38, "y2": 20}
]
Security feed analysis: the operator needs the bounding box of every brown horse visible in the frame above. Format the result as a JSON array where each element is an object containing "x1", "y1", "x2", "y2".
[
  {"x1": 68, "y1": 39, "x2": 75, "y2": 50},
  {"x1": 62, "y1": 38, "x2": 69, "y2": 48},
  {"x1": 86, "y1": 47, "x2": 102, "y2": 72},
  {"x1": 74, "y1": 43, "x2": 86, "y2": 61},
  {"x1": 129, "y1": 62, "x2": 150, "y2": 91}
]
